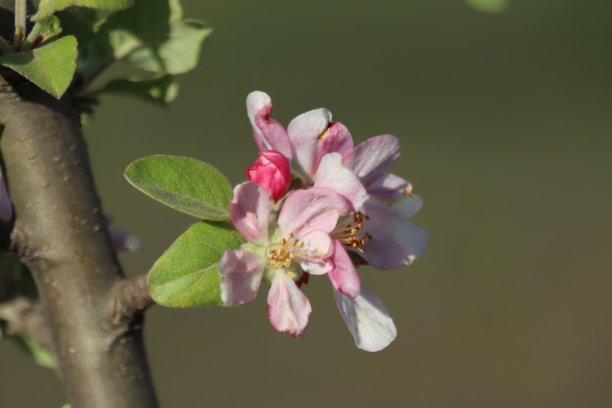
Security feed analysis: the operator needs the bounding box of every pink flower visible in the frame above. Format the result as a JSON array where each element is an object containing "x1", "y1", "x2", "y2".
[
  {"x1": 246, "y1": 150, "x2": 291, "y2": 202},
  {"x1": 242, "y1": 91, "x2": 428, "y2": 351},
  {"x1": 219, "y1": 182, "x2": 354, "y2": 337}
]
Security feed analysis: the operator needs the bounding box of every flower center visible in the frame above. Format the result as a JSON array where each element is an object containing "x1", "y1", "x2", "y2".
[
  {"x1": 331, "y1": 211, "x2": 373, "y2": 252},
  {"x1": 267, "y1": 236, "x2": 304, "y2": 269}
]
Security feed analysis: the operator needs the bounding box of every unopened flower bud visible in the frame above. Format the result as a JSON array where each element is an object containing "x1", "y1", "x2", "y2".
[{"x1": 246, "y1": 150, "x2": 291, "y2": 201}]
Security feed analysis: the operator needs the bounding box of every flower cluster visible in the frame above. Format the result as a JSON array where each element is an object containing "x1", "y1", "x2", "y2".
[{"x1": 218, "y1": 91, "x2": 428, "y2": 352}]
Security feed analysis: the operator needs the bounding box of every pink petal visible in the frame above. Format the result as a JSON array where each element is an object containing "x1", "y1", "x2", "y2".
[
  {"x1": 219, "y1": 249, "x2": 265, "y2": 305},
  {"x1": 361, "y1": 207, "x2": 428, "y2": 269},
  {"x1": 328, "y1": 240, "x2": 360, "y2": 298},
  {"x1": 333, "y1": 285, "x2": 397, "y2": 352},
  {"x1": 246, "y1": 91, "x2": 293, "y2": 159},
  {"x1": 349, "y1": 134, "x2": 400, "y2": 185},
  {"x1": 0, "y1": 172, "x2": 12, "y2": 222},
  {"x1": 229, "y1": 182, "x2": 272, "y2": 245},
  {"x1": 315, "y1": 153, "x2": 368, "y2": 210},
  {"x1": 278, "y1": 187, "x2": 352, "y2": 238},
  {"x1": 313, "y1": 122, "x2": 354, "y2": 172},
  {"x1": 267, "y1": 271, "x2": 312, "y2": 338},
  {"x1": 287, "y1": 108, "x2": 332, "y2": 178}
]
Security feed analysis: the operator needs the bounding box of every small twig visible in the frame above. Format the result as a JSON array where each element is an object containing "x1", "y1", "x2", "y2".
[
  {"x1": 13, "y1": 0, "x2": 26, "y2": 48},
  {"x1": 0, "y1": 296, "x2": 54, "y2": 356},
  {"x1": 112, "y1": 274, "x2": 155, "y2": 326}
]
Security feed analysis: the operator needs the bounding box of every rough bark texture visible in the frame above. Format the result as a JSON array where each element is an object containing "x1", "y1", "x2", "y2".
[{"x1": 0, "y1": 72, "x2": 159, "y2": 407}]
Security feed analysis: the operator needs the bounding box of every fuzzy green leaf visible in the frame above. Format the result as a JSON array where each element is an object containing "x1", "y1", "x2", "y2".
[
  {"x1": 57, "y1": 8, "x2": 97, "y2": 52},
  {"x1": 97, "y1": 75, "x2": 178, "y2": 104},
  {"x1": 0, "y1": 36, "x2": 77, "y2": 99},
  {"x1": 96, "y1": 0, "x2": 211, "y2": 75},
  {"x1": 148, "y1": 222, "x2": 243, "y2": 307},
  {"x1": 33, "y1": 0, "x2": 132, "y2": 21},
  {"x1": 125, "y1": 155, "x2": 232, "y2": 221},
  {"x1": 114, "y1": 21, "x2": 211, "y2": 75}
]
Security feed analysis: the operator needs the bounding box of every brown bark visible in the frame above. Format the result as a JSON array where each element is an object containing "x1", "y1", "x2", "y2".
[{"x1": 0, "y1": 71, "x2": 158, "y2": 407}]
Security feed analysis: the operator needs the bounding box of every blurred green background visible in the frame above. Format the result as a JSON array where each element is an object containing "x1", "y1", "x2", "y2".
[{"x1": 2, "y1": 0, "x2": 612, "y2": 406}]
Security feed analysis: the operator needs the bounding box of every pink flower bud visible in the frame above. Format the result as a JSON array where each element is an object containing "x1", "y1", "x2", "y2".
[{"x1": 246, "y1": 150, "x2": 291, "y2": 202}]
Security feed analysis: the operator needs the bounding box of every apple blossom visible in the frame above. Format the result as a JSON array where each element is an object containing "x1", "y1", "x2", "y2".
[
  {"x1": 219, "y1": 182, "x2": 357, "y2": 337},
  {"x1": 239, "y1": 90, "x2": 429, "y2": 351}
]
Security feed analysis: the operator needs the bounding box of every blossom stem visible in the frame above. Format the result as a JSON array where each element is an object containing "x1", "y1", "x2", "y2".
[{"x1": 13, "y1": 0, "x2": 25, "y2": 48}]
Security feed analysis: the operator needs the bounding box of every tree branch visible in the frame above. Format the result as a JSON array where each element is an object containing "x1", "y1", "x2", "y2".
[{"x1": 0, "y1": 71, "x2": 159, "y2": 407}]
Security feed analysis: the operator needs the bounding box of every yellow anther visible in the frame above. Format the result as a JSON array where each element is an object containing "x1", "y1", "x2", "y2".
[
  {"x1": 267, "y1": 236, "x2": 302, "y2": 269},
  {"x1": 331, "y1": 211, "x2": 373, "y2": 252}
]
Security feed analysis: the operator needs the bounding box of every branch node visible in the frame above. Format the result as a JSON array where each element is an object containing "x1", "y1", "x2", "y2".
[{"x1": 112, "y1": 274, "x2": 155, "y2": 328}]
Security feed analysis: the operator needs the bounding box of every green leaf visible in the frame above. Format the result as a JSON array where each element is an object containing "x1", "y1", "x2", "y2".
[
  {"x1": 95, "y1": 0, "x2": 211, "y2": 75},
  {"x1": 0, "y1": 36, "x2": 77, "y2": 99},
  {"x1": 97, "y1": 75, "x2": 178, "y2": 104},
  {"x1": 148, "y1": 222, "x2": 243, "y2": 307},
  {"x1": 124, "y1": 155, "x2": 233, "y2": 221},
  {"x1": 113, "y1": 21, "x2": 212, "y2": 75},
  {"x1": 33, "y1": 0, "x2": 132, "y2": 21},
  {"x1": 13, "y1": 336, "x2": 56, "y2": 369},
  {"x1": 465, "y1": 0, "x2": 509, "y2": 13},
  {"x1": 57, "y1": 8, "x2": 98, "y2": 52}
]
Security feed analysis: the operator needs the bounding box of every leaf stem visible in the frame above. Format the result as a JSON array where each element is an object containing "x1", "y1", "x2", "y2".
[
  {"x1": 13, "y1": 0, "x2": 26, "y2": 48},
  {"x1": 22, "y1": 21, "x2": 43, "y2": 51}
]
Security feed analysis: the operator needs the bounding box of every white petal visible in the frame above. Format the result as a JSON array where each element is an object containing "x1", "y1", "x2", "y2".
[
  {"x1": 350, "y1": 134, "x2": 400, "y2": 184},
  {"x1": 361, "y1": 207, "x2": 428, "y2": 269},
  {"x1": 267, "y1": 271, "x2": 312, "y2": 337},
  {"x1": 315, "y1": 153, "x2": 368, "y2": 210},
  {"x1": 333, "y1": 285, "x2": 397, "y2": 352},
  {"x1": 287, "y1": 108, "x2": 332, "y2": 178},
  {"x1": 219, "y1": 249, "x2": 265, "y2": 305}
]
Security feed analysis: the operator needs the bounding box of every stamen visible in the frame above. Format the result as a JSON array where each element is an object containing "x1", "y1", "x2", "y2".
[
  {"x1": 267, "y1": 236, "x2": 302, "y2": 269},
  {"x1": 330, "y1": 211, "x2": 373, "y2": 252},
  {"x1": 403, "y1": 184, "x2": 413, "y2": 197}
]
